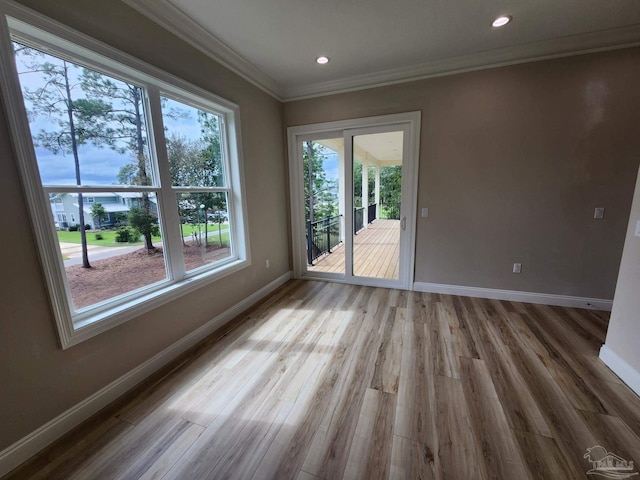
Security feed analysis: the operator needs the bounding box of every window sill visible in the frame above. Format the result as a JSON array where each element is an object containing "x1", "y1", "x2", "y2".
[{"x1": 65, "y1": 257, "x2": 250, "y2": 348}]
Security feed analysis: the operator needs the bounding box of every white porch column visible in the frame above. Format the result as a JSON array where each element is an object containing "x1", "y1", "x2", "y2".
[
  {"x1": 338, "y1": 149, "x2": 345, "y2": 242},
  {"x1": 362, "y1": 161, "x2": 369, "y2": 225},
  {"x1": 374, "y1": 165, "x2": 380, "y2": 219}
]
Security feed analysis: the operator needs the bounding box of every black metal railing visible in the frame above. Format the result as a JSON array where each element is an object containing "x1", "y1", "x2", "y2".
[
  {"x1": 307, "y1": 214, "x2": 342, "y2": 265},
  {"x1": 354, "y1": 207, "x2": 364, "y2": 234},
  {"x1": 367, "y1": 203, "x2": 377, "y2": 224},
  {"x1": 379, "y1": 202, "x2": 401, "y2": 220}
]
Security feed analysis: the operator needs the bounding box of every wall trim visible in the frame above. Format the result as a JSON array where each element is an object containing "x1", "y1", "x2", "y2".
[
  {"x1": 599, "y1": 345, "x2": 640, "y2": 397},
  {"x1": 123, "y1": 0, "x2": 640, "y2": 102},
  {"x1": 122, "y1": 0, "x2": 283, "y2": 100},
  {"x1": 413, "y1": 282, "x2": 613, "y2": 311},
  {"x1": 283, "y1": 31, "x2": 640, "y2": 101},
  {"x1": 0, "y1": 271, "x2": 292, "y2": 478}
]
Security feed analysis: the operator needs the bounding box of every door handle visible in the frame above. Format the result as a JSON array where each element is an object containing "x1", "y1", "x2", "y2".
[{"x1": 400, "y1": 216, "x2": 406, "y2": 231}]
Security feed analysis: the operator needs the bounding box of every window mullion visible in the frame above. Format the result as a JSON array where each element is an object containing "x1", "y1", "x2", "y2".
[{"x1": 146, "y1": 85, "x2": 185, "y2": 280}]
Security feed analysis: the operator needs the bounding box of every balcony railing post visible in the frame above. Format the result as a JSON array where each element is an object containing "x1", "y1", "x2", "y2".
[
  {"x1": 307, "y1": 214, "x2": 344, "y2": 265},
  {"x1": 367, "y1": 203, "x2": 377, "y2": 223},
  {"x1": 307, "y1": 219, "x2": 314, "y2": 265},
  {"x1": 325, "y1": 216, "x2": 331, "y2": 253}
]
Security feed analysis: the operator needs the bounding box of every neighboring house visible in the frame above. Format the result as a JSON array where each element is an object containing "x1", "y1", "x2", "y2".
[{"x1": 49, "y1": 192, "x2": 158, "y2": 230}]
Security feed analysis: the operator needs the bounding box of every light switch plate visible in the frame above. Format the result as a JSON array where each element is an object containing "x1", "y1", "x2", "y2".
[
  {"x1": 421, "y1": 208, "x2": 429, "y2": 218},
  {"x1": 635, "y1": 220, "x2": 640, "y2": 238},
  {"x1": 594, "y1": 207, "x2": 605, "y2": 219}
]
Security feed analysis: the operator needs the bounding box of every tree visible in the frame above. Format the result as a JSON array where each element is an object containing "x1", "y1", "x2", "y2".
[
  {"x1": 90, "y1": 202, "x2": 108, "y2": 229},
  {"x1": 303, "y1": 141, "x2": 338, "y2": 224},
  {"x1": 164, "y1": 113, "x2": 226, "y2": 248},
  {"x1": 209, "y1": 211, "x2": 226, "y2": 247},
  {"x1": 379, "y1": 165, "x2": 402, "y2": 219},
  {"x1": 17, "y1": 45, "x2": 113, "y2": 269},
  {"x1": 80, "y1": 70, "x2": 156, "y2": 249},
  {"x1": 128, "y1": 206, "x2": 159, "y2": 250},
  {"x1": 165, "y1": 133, "x2": 225, "y2": 247},
  {"x1": 112, "y1": 211, "x2": 128, "y2": 227}
]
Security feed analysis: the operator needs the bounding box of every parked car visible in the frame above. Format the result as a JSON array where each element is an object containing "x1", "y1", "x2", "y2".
[{"x1": 207, "y1": 211, "x2": 228, "y2": 223}]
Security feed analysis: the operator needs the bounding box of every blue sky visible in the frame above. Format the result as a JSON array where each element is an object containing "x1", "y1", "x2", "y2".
[
  {"x1": 323, "y1": 151, "x2": 339, "y2": 180},
  {"x1": 13, "y1": 42, "x2": 202, "y2": 186}
]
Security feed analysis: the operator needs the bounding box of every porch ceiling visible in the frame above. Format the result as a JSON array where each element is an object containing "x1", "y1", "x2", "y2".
[{"x1": 315, "y1": 131, "x2": 403, "y2": 167}]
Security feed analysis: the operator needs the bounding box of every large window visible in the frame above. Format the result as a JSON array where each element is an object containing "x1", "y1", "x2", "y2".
[{"x1": 0, "y1": 8, "x2": 249, "y2": 347}]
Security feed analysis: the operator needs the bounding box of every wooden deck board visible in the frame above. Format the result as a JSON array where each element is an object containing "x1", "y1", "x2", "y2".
[
  {"x1": 307, "y1": 219, "x2": 399, "y2": 279},
  {"x1": 4, "y1": 280, "x2": 640, "y2": 480}
]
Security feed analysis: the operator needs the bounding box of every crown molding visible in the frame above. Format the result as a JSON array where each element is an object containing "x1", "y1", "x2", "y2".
[
  {"x1": 122, "y1": 0, "x2": 283, "y2": 100},
  {"x1": 122, "y1": 0, "x2": 640, "y2": 103},
  {"x1": 282, "y1": 24, "x2": 640, "y2": 101}
]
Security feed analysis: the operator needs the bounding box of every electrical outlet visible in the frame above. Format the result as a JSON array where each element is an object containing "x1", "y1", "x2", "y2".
[
  {"x1": 513, "y1": 263, "x2": 522, "y2": 274},
  {"x1": 421, "y1": 207, "x2": 429, "y2": 218},
  {"x1": 594, "y1": 207, "x2": 605, "y2": 219},
  {"x1": 265, "y1": 259, "x2": 270, "y2": 269}
]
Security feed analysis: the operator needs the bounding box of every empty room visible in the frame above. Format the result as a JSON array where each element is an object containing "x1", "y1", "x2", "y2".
[{"x1": 1, "y1": 0, "x2": 640, "y2": 479}]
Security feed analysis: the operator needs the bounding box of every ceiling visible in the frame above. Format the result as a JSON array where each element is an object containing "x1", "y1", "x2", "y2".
[{"x1": 124, "y1": 0, "x2": 640, "y2": 101}]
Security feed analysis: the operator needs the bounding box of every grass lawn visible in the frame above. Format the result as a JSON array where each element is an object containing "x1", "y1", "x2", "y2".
[
  {"x1": 57, "y1": 223, "x2": 229, "y2": 247},
  {"x1": 183, "y1": 229, "x2": 230, "y2": 247},
  {"x1": 181, "y1": 222, "x2": 229, "y2": 237},
  {"x1": 57, "y1": 230, "x2": 161, "y2": 247}
]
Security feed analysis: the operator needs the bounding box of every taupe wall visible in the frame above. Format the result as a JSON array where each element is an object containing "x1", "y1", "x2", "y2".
[
  {"x1": 605, "y1": 167, "x2": 640, "y2": 372},
  {"x1": 0, "y1": 1, "x2": 288, "y2": 451},
  {"x1": 284, "y1": 49, "x2": 640, "y2": 298}
]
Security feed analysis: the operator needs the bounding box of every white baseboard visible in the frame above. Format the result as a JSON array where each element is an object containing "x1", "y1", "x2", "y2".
[
  {"x1": 599, "y1": 345, "x2": 640, "y2": 397},
  {"x1": 0, "y1": 271, "x2": 292, "y2": 478},
  {"x1": 413, "y1": 282, "x2": 613, "y2": 311}
]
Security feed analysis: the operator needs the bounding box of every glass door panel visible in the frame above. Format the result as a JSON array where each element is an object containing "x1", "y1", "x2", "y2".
[
  {"x1": 303, "y1": 138, "x2": 345, "y2": 275},
  {"x1": 351, "y1": 131, "x2": 403, "y2": 280}
]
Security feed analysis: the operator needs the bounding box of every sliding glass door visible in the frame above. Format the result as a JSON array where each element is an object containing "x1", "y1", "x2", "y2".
[{"x1": 288, "y1": 113, "x2": 420, "y2": 290}]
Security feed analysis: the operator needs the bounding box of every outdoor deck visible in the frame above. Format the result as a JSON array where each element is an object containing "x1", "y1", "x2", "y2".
[{"x1": 307, "y1": 219, "x2": 399, "y2": 279}]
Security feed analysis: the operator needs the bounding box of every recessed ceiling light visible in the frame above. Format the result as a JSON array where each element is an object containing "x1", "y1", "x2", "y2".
[
  {"x1": 492, "y1": 15, "x2": 512, "y2": 28},
  {"x1": 316, "y1": 56, "x2": 330, "y2": 65}
]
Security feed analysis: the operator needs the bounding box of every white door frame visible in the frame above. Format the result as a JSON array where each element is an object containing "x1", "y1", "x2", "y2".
[{"x1": 287, "y1": 111, "x2": 421, "y2": 290}]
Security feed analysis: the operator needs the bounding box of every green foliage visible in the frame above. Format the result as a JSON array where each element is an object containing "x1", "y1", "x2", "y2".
[
  {"x1": 68, "y1": 225, "x2": 79, "y2": 232},
  {"x1": 127, "y1": 206, "x2": 160, "y2": 247},
  {"x1": 95, "y1": 233, "x2": 104, "y2": 240},
  {"x1": 166, "y1": 112, "x2": 226, "y2": 248},
  {"x1": 82, "y1": 70, "x2": 157, "y2": 248},
  {"x1": 353, "y1": 164, "x2": 377, "y2": 209},
  {"x1": 58, "y1": 229, "x2": 160, "y2": 247},
  {"x1": 379, "y1": 165, "x2": 402, "y2": 219},
  {"x1": 115, "y1": 226, "x2": 138, "y2": 243},
  {"x1": 113, "y1": 212, "x2": 128, "y2": 226},
  {"x1": 90, "y1": 202, "x2": 108, "y2": 229},
  {"x1": 303, "y1": 141, "x2": 338, "y2": 223}
]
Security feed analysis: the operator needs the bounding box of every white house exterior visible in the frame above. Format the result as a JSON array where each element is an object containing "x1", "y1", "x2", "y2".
[{"x1": 50, "y1": 193, "x2": 158, "y2": 229}]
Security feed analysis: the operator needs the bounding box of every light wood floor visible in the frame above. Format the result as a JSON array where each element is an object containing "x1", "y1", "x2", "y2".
[
  {"x1": 308, "y1": 219, "x2": 399, "y2": 279},
  {"x1": 5, "y1": 281, "x2": 640, "y2": 480}
]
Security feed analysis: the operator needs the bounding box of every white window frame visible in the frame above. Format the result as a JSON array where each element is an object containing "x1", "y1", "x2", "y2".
[{"x1": 0, "y1": 1, "x2": 250, "y2": 348}]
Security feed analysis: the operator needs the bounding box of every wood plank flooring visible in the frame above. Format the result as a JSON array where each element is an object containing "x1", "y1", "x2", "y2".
[
  {"x1": 4, "y1": 280, "x2": 640, "y2": 480},
  {"x1": 307, "y1": 219, "x2": 399, "y2": 279}
]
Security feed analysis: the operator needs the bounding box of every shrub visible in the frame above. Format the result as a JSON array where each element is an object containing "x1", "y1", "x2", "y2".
[
  {"x1": 85, "y1": 224, "x2": 92, "y2": 231},
  {"x1": 68, "y1": 225, "x2": 79, "y2": 232},
  {"x1": 95, "y1": 233, "x2": 104, "y2": 240},
  {"x1": 115, "y1": 226, "x2": 139, "y2": 243}
]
